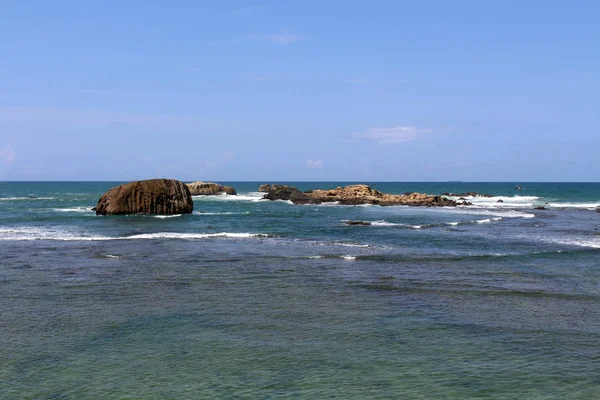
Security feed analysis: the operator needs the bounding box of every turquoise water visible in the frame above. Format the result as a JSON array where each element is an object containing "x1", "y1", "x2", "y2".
[{"x1": 1, "y1": 182, "x2": 600, "y2": 398}]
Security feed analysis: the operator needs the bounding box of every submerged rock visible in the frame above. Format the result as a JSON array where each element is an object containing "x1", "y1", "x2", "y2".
[
  {"x1": 186, "y1": 181, "x2": 236, "y2": 196},
  {"x1": 534, "y1": 206, "x2": 547, "y2": 210},
  {"x1": 95, "y1": 179, "x2": 193, "y2": 215},
  {"x1": 345, "y1": 221, "x2": 372, "y2": 226},
  {"x1": 261, "y1": 184, "x2": 457, "y2": 207},
  {"x1": 441, "y1": 192, "x2": 494, "y2": 198}
]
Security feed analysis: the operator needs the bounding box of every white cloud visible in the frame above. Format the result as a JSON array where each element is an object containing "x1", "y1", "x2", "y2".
[
  {"x1": 0, "y1": 145, "x2": 16, "y2": 165},
  {"x1": 269, "y1": 32, "x2": 302, "y2": 46},
  {"x1": 352, "y1": 126, "x2": 433, "y2": 144},
  {"x1": 306, "y1": 159, "x2": 324, "y2": 169}
]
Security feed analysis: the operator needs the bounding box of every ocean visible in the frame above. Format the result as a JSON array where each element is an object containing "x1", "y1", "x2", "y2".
[{"x1": 1, "y1": 181, "x2": 599, "y2": 399}]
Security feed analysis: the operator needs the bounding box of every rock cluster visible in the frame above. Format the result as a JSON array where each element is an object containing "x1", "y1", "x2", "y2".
[
  {"x1": 186, "y1": 181, "x2": 236, "y2": 196},
  {"x1": 260, "y1": 184, "x2": 456, "y2": 207},
  {"x1": 96, "y1": 179, "x2": 193, "y2": 215}
]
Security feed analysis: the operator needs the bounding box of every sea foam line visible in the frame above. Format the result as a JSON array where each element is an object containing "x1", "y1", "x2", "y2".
[{"x1": 0, "y1": 227, "x2": 271, "y2": 241}]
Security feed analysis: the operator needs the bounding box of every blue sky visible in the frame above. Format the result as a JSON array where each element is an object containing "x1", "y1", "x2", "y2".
[{"x1": 0, "y1": 1, "x2": 598, "y2": 181}]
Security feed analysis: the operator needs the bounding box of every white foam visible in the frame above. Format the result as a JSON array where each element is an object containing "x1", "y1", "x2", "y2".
[
  {"x1": 152, "y1": 214, "x2": 182, "y2": 219},
  {"x1": 0, "y1": 227, "x2": 110, "y2": 241},
  {"x1": 536, "y1": 236, "x2": 600, "y2": 249},
  {"x1": 0, "y1": 227, "x2": 270, "y2": 241},
  {"x1": 476, "y1": 219, "x2": 492, "y2": 224},
  {"x1": 0, "y1": 197, "x2": 54, "y2": 201},
  {"x1": 124, "y1": 232, "x2": 269, "y2": 240},
  {"x1": 370, "y1": 220, "x2": 404, "y2": 226},
  {"x1": 410, "y1": 225, "x2": 422, "y2": 229},
  {"x1": 104, "y1": 254, "x2": 122, "y2": 259},
  {"x1": 341, "y1": 255, "x2": 357, "y2": 260},
  {"x1": 448, "y1": 222, "x2": 459, "y2": 226},
  {"x1": 52, "y1": 207, "x2": 94, "y2": 213},
  {"x1": 193, "y1": 192, "x2": 264, "y2": 202},
  {"x1": 194, "y1": 211, "x2": 250, "y2": 215},
  {"x1": 446, "y1": 195, "x2": 539, "y2": 208},
  {"x1": 307, "y1": 255, "x2": 324, "y2": 259},
  {"x1": 546, "y1": 202, "x2": 600, "y2": 209}
]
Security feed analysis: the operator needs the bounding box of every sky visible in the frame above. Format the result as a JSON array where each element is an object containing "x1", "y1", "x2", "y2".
[{"x1": 0, "y1": 0, "x2": 599, "y2": 181}]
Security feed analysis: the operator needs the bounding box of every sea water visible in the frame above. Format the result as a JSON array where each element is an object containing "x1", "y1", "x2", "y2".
[{"x1": 1, "y1": 181, "x2": 599, "y2": 398}]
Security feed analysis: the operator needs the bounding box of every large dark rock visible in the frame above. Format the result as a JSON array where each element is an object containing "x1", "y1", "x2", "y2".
[
  {"x1": 96, "y1": 179, "x2": 193, "y2": 215},
  {"x1": 258, "y1": 184, "x2": 272, "y2": 192},
  {"x1": 187, "y1": 181, "x2": 236, "y2": 195},
  {"x1": 262, "y1": 185, "x2": 314, "y2": 203}
]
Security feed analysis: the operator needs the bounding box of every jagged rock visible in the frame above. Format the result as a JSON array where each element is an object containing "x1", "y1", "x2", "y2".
[
  {"x1": 258, "y1": 184, "x2": 272, "y2": 192},
  {"x1": 186, "y1": 181, "x2": 236, "y2": 196},
  {"x1": 96, "y1": 179, "x2": 193, "y2": 215},
  {"x1": 261, "y1": 184, "x2": 457, "y2": 207},
  {"x1": 441, "y1": 192, "x2": 494, "y2": 198},
  {"x1": 262, "y1": 185, "x2": 313, "y2": 203},
  {"x1": 345, "y1": 221, "x2": 372, "y2": 226}
]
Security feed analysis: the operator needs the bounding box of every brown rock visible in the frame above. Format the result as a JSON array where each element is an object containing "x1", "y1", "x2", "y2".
[
  {"x1": 258, "y1": 184, "x2": 272, "y2": 192},
  {"x1": 96, "y1": 179, "x2": 193, "y2": 215},
  {"x1": 262, "y1": 184, "x2": 456, "y2": 207},
  {"x1": 187, "y1": 181, "x2": 236, "y2": 196}
]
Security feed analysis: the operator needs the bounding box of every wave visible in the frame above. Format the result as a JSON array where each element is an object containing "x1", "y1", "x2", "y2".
[
  {"x1": 0, "y1": 197, "x2": 55, "y2": 201},
  {"x1": 152, "y1": 214, "x2": 182, "y2": 219},
  {"x1": 0, "y1": 227, "x2": 271, "y2": 241},
  {"x1": 341, "y1": 255, "x2": 357, "y2": 260},
  {"x1": 192, "y1": 192, "x2": 265, "y2": 202},
  {"x1": 545, "y1": 202, "x2": 600, "y2": 210},
  {"x1": 52, "y1": 207, "x2": 94, "y2": 213},
  {"x1": 194, "y1": 211, "x2": 250, "y2": 216}
]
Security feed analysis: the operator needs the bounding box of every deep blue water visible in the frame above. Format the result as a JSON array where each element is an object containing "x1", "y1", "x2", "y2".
[{"x1": 1, "y1": 181, "x2": 600, "y2": 398}]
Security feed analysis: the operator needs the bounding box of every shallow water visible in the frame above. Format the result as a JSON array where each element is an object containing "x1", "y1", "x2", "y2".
[{"x1": 1, "y1": 182, "x2": 599, "y2": 398}]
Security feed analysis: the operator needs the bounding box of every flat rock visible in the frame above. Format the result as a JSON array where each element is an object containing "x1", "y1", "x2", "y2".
[
  {"x1": 261, "y1": 184, "x2": 456, "y2": 207},
  {"x1": 96, "y1": 179, "x2": 193, "y2": 215},
  {"x1": 187, "y1": 181, "x2": 236, "y2": 196}
]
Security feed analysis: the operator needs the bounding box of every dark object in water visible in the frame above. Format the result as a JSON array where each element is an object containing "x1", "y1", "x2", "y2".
[
  {"x1": 345, "y1": 221, "x2": 372, "y2": 226},
  {"x1": 534, "y1": 206, "x2": 546, "y2": 210},
  {"x1": 497, "y1": 199, "x2": 504, "y2": 203},
  {"x1": 27, "y1": 195, "x2": 37, "y2": 199},
  {"x1": 515, "y1": 185, "x2": 523, "y2": 190},
  {"x1": 441, "y1": 192, "x2": 493, "y2": 198}
]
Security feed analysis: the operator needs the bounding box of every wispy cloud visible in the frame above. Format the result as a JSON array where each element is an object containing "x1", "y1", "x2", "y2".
[
  {"x1": 269, "y1": 32, "x2": 302, "y2": 46},
  {"x1": 248, "y1": 30, "x2": 303, "y2": 46},
  {"x1": 0, "y1": 106, "x2": 210, "y2": 130},
  {"x1": 306, "y1": 159, "x2": 324, "y2": 169},
  {"x1": 234, "y1": 5, "x2": 267, "y2": 14},
  {"x1": 0, "y1": 145, "x2": 16, "y2": 165},
  {"x1": 352, "y1": 126, "x2": 434, "y2": 144},
  {"x1": 341, "y1": 78, "x2": 370, "y2": 84}
]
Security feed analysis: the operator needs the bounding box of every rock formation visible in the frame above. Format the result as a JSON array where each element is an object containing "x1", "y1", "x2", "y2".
[
  {"x1": 261, "y1": 184, "x2": 456, "y2": 207},
  {"x1": 95, "y1": 179, "x2": 193, "y2": 215},
  {"x1": 345, "y1": 221, "x2": 372, "y2": 226},
  {"x1": 186, "y1": 181, "x2": 236, "y2": 196},
  {"x1": 258, "y1": 184, "x2": 272, "y2": 192}
]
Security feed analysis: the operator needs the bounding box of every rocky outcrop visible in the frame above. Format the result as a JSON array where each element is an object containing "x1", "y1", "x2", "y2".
[
  {"x1": 262, "y1": 185, "x2": 313, "y2": 203},
  {"x1": 96, "y1": 179, "x2": 193, "y2": 215},
  {"x1": 261, "y1": 184, "x2": 456, "y2": 207},
  {"x1": 345, "y1": 221, "x2": 372, "y2": 226},
  {"x1": 258, "y1": 184, "x2": 272, "y2": 192},
  {"x1": 441, "y1": 192, "x2": 494, "y2": 198},
  {"x1": 186, "y1": 181, "x2": 236, "y2": 196}
]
